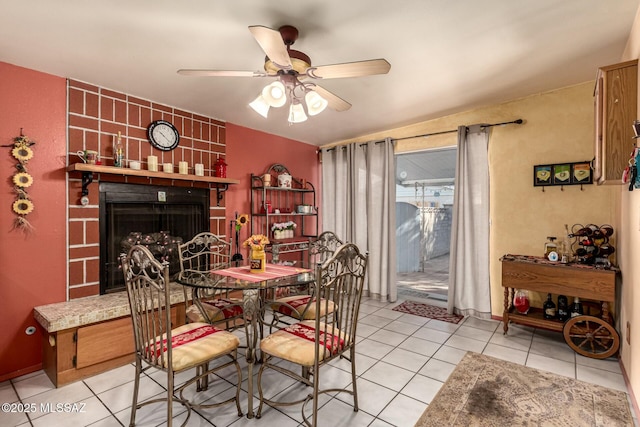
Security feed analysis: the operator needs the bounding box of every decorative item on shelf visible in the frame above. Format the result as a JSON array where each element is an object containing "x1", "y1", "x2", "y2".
[
  {"x1": 195, "y1": 163, "x2": 204, "y2": 176},
  {"x1": 178, "y1": 161, "x2": 188, "y2": 175},
  {"x1": 113, "y1": 131, "x2": 124, "y2": 167},
  {"x1": 147, "y1": 155, "x2": 158, "y2": 172},
  {"x1": 272, "y1": 221, "x2": 296, "y2": 239},
  {"x1": 5, "y1": 130, "x2": 36, "y2": 234},
  {"x1": 243, "y1": 234, "x2": 270, "y2": 273},
  {"x1": 129, "y1": 160, "x2": 141, "y2": 170},
  {"x1": 214, "y1": 156, "x2": 227, "y2": 178},
  {"x1": 162, "y1": 163, "x2": 173, "y2": 173},
  {"x1": 544, "y1": 236, "x2": 557, "y2": 261},
  {"x1": 278, "y1": 171, "x2": 292, "y2": 188},
  {"x1": 262, "y1": 173, "x2": 272, "y2": 187},
  {"x1": 513, "y1": 289, "x2": 530, "y2": 314},
  {"x1": 76, "y1": 149, "x2": 98, "y2": 165},
  {"x1": 533, "y1": 161, "x2": 593, "y2": 191},
  {"x1": 231, "y1": 213, "x2": 249, "y2": 263},
  {"x1": 568, "y1": 223, "x2": 616, "y2": 268}
]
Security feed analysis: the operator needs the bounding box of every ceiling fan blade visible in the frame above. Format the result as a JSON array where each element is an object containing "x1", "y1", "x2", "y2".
[
  {"x1": 177, "y1": 69, "x2": 269, "y2": 77},
  {"x1": 311, "y1": 85, "x2": 351, "y2": 112},
  {"x1": 306, "y1": 59, "x2": 391, "y2": 79},
  {"x1": 248, "y1": 25, "x2": 292, "y2": 70}
]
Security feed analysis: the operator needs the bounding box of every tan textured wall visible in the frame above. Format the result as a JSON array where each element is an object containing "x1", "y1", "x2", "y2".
[
  {"x1": 619, "y1": 3, "x2": 640, "y2": 409},
  {"x1": 332, "y1": 82, "x2": 618, "y2": 316}
]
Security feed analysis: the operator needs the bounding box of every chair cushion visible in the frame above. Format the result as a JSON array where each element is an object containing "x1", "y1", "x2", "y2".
[
  {"x1": 260, "y1": 320, "x2": 345, "y2": 366},
  {"x1": 186, "y1": 298, "x2": 243, "y2": 323},
  {"x1": 271, "y1": 295, "x2": 335, "y2": 320},
  {"x1": 147, "y1": 323, "x2": 240, "y2": 371}
]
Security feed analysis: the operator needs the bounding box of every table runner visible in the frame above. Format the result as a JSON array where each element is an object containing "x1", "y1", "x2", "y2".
[{"x1": 213, "y1": 264, "x2": 311, "y2": 283}]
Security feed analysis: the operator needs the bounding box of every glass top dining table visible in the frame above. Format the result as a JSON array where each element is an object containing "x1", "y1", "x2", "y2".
[{"x1": 175, "y1": 262, "x2": 315, "y2": 418}]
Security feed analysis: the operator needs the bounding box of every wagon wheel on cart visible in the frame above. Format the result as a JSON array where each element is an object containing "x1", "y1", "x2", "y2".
[{"x1": 562, "y1": 315, "x2": 620, "y2": 359}]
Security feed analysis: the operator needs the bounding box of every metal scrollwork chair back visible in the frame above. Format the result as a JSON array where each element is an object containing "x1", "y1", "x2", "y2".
[
  {"x1": 178, "y1": 232, "x2": 244, "y2": 329},
  {"x1": 256, "y1": 242, "x2": 368, "y2": 426},
  {"x1": 268, "y1": 231, "x2": 344, "y2": 329},
  {"x1": 122, "y1": 245, "x2": 242, "y2": 427}
]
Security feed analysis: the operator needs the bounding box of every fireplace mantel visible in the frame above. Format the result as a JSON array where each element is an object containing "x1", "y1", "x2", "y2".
[{"x1": 67, "y1": 163, "x2": 239, "y2": 205}]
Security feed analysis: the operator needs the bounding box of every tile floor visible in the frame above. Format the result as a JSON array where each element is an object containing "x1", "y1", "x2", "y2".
[{"x1": 1, "y1": 295, "x2": 637, "y2": 427}]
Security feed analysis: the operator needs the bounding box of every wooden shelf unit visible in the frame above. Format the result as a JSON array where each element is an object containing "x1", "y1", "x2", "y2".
[{"x1": 501, "y1": 256, "x2": 617, "y2": 335}]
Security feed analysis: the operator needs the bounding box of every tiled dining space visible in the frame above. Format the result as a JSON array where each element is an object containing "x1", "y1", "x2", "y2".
[{"x1": 2, "y1": 295, "x2": 637, "y2": 427}]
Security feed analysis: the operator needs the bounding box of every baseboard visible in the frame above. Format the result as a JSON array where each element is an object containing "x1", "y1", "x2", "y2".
[
  {"x1": 619, "y1": 360, "x2": 639, "y2": 419},
  {"x1": 0, "y1": 363, "x2": 42, "y2": 382}
]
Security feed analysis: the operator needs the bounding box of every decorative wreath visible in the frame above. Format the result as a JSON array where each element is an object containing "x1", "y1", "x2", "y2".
[{"x1": 6, "y1": 132, "x2": 36, "y2": 233}]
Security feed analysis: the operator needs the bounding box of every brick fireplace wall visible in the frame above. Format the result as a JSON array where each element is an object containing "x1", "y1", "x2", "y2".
[{"x1": 67, "y1": 80, "x2": 228, "y2": 299}]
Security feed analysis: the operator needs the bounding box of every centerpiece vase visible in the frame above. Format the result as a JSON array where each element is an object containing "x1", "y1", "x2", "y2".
[{"x1": 250, "y1": 247, "x2": 266, "y2": 273}]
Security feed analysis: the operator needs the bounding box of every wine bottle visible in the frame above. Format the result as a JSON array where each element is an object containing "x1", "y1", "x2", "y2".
[
  {"x1": 543, "y1": 293, "x2": 556, "y2": 319},
  {"x1": 557, "y1": 295, "x2": 569, "y2": 321},
  {"x1": 570, "y1": 297, "x2": 583, "y2": 318}
]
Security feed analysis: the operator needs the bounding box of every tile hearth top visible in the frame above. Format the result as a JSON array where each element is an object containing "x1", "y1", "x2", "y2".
[{"x1": 33, "y1": 283, "x2": 186, "y2": 332}]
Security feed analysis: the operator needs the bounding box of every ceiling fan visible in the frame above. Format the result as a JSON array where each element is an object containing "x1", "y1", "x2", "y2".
[{"x1": 178, "y1": 25, "x2": 391, "y2": 123}]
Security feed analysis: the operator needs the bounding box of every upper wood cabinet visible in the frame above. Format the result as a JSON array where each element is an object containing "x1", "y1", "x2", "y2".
[{"x1": 594, "y1": 59, "x2": 638, "y2": 185}]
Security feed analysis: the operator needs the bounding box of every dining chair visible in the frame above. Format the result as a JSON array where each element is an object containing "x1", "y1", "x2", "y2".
[
  {"x1": 122, "y1": 245, "x2": 243, "y2": 427},
  {"x1": 178, "y1": 232, "x2": 244, "y2": 330},
  {"x1": 256, "y1": 243, "x2": 368, "y2": 426},
  {"x1": 268, "y1": 231, "x2": 344, "y2": 328}
]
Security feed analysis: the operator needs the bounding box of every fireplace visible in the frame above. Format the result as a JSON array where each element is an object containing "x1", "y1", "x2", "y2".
[{"x1": 99, "y1": 182, "x2": 209, "y2": 294}]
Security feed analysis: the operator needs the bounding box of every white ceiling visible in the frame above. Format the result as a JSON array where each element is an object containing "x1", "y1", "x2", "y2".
[{"x1": 1, "y1": 1, "x2": 638, "y2": 146}]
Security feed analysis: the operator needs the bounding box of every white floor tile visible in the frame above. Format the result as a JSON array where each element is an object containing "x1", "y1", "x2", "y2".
[
  {"x1": 525, "y1": 353, "x2": 575, "y2": 379},
  {"x1": 360, "y1": 361, "x2": 414, "y2": 392},
  {"x1": 444, "y1": 335, "x2": 487, "y2": 353},
  {"x1": 482, "y1": 343, "x2": 528, "y2": 365},
  {"x1": 12, "y1": 372, "x2": 55, "y2": 399},
  {"x1": 418, "y1": 358, "x2": 456, "y2": 382},
  {"x1": 377, "y1": 393, "x2": 428, "y2": 427},
  {"x1": 454, "y1": 325, "x2": 494, "y2": 342},
  {"x1": 398, "y1": 336, "x2": 442, "y2": 357},
  {"x1": 400, "y1": 374, "x2": 444, "y2": 404},
  {"x1": 412, "y1": 327, "x2": 451, "y2": 344},
  {"x1": 7, "y1": 293, "x2": 636, "y2": 427},
  {"x1": 355, "y1": 338, "x2": 396, "y2": 360},
  {"x1": 462, "y1": 316, "x2": 499, "y2": 332},
  {"x1": 432, "y1": 345, "x2": 468, "y2": 365},
  {"x1": 383, "y1": 319, "x2": 422, "y2": 336},
  {"x1": 382, "y1": 348, "x2": 430, "y2": 372},
  {"x1": 367, "y1": 329, "x2": 410, "y2": 347},
  {"x1": 577, "y1": 364, "x2": 627, "y2": 392},
  {"x1": 374, "y1": 308, "x2": 405, "y2": 320},
  {"x1": 359, "y1": 314, "x2": 394, "y2": 328}
]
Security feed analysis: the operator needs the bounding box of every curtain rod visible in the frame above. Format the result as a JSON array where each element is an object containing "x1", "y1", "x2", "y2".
[
  {"x1": 321, "y1": 119, "x2": 524, "y2": 152},
  {"x1": 393, "y1": 118, "x2": 524, "y2": 141}
]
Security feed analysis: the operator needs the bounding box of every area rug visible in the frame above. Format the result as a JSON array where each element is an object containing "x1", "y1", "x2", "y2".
[
  {"x1": 414, "y1": 352, "x2": 633, "y2": 427},
  {"x1": 392, "y1": 300, "x2": 463, "y2": 324}
]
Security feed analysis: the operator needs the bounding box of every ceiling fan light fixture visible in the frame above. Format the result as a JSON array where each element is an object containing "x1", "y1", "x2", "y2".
[
  {"x1": 249, "y1": 95, "x2": 270, "y2": 118},
  {"x1": 305, "y1": 90, "x2": 328, "y2": 116},
  {"x1": 288, "y1": 100, "x2": 307, "y2": 124},
  {"x1": 262, "y1": 81, "x2": 287, "y2": 107}
]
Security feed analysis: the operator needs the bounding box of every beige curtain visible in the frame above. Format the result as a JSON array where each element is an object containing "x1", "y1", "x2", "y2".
[
  {"x1": 321, "y1": 138, "x2": 397, "y2": 302},
  {"x1": 448, "y1": 125, "x2": 492, "y2": 318}
]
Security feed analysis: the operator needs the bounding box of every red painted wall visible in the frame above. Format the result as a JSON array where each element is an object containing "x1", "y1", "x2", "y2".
[
  {"x1": 0, "y1": 63, "x2": 322, "y2": 381},
  {"x1": 0, "y1": 62, "x2": 67, "y2": 379},
  {"x1": 225, "y1": 123, "x2": 322, "y2": 242}
]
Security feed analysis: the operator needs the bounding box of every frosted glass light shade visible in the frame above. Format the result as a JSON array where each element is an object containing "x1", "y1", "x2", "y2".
[
  {"x1": 305, "y1": 91, "x2": 328, "y2": 116},
  {"x1": 249, "y1": 95, "x2": 270, "y2": 118},
  {"x1": 262, "y1": 81, "x2": 287, "y2": 107},
  {"x1": 288, "y1": 102, "x2": 307, "y2": 123}
]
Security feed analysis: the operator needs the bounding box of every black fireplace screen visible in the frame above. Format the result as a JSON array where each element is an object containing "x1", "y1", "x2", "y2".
[{"x1": 99, "y1": 182, "x2": 209, "y2": 294}]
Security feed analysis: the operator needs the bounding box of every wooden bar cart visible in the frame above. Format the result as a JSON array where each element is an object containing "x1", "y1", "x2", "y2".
[{"x1": 501, "y1": 254, "x2": 620, "y2": 359}]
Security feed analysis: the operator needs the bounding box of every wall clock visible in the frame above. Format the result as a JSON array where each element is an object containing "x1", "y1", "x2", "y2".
[{"x1": 147, "y1": 120, "x2": 180, "y2": 151}]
